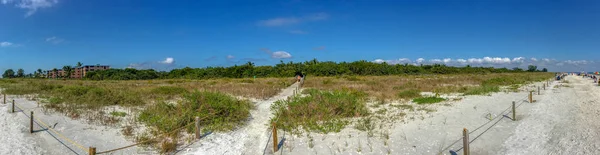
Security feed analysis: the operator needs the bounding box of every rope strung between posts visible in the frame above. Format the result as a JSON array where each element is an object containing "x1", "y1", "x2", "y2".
[
  {"x1": 264, "y1": 84, "x2": 300, "y2": 155},
  {"x1": 469, "y1": 105, "x2": 511, "y2": 134},
  {"x1": 13, "y1": 103, "x2": 88, "y2": 152},
  {"x1": 436, "y1": 104, "x2": 510, "y2": 155},
  {"x1": 263, "y1": 110, "x2": 284, "y2": 155},
  {"x1": 438, "y1": 94, "x2": 530, "y2": 155},
  {"x1": 451, "y1": 94, "x2": 533, "y2": 153},
  {"x1": 438, "y1": 137, "x2": 463, "y2": 155},
  {"x1": 516, "y1": 99, "x2": 527, "y2": 109},
  {"x1": 455, "y1": 112, "x2": 507, "y2": 152},
  {"x1": 96, "y1": 114, "x2": 214, "y2": 154},
  {"x1": 468, "y1": 95, "x2": 527, "y2": 135}
]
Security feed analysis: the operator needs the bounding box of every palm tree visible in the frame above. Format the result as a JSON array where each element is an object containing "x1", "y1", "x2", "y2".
[
  {"x1": 17, "y1": 69, "x2": 24, "y2": 78},
  {"x1": 36, "y1": 69, "x2": 43, "y2": 78},
  {"x1": 77, "y1": 62, "x2": 83, "y2": 67},
  {"x1": 52, "y1": 68, "x2": 58, "y2": 78},
  {"x1": 62, "y1": 66, "x2": 73, "y2": 79}
]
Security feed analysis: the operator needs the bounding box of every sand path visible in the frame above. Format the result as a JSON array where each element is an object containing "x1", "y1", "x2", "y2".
[
  {"x1": 500, "y1": 75, "x2": 600, "y2": 155},
  {"x1": 180, "y1": 82, "x2": 300, "y2": 155}
]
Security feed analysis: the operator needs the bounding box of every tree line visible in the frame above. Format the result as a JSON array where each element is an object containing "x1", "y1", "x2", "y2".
[{"x1": 2, "y1": 59, "x2": 548, "y2": 79}]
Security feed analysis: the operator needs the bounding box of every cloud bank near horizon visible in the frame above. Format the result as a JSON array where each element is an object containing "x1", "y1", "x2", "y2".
[{"x1": 372, "y1": 57, "x2": 597, "y2": 72}]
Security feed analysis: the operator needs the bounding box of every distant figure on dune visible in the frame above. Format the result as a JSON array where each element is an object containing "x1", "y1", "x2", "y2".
[{"x1": 295, "y1": 71, "x2": 305, "y2": 86}]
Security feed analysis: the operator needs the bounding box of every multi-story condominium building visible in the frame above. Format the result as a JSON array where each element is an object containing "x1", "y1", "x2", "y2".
[{"x1": 46, "y1": 65, "x2": 110, "y2": 79}]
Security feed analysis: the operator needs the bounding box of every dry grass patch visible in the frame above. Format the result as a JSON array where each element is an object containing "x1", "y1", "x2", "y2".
[
  {"x1": 302, "y1": 73, "x2": 554, "y2": 100},
  {"x1": 271, "y1": 89, "x2": 369, "y2": 134},
  {"x1": 0, "y1": 78, "x2": 291, "y2": 153}
]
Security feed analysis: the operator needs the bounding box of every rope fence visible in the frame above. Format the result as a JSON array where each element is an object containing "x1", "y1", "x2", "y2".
[
  {"x1": 438, "y1": 80, "x2": 553, "y2": 155},
  {"x1": 4, "y1": 95, "x2": 215, "y2": 155},
  {"x1": 12, "y1": 102, "x2": 88, "y2": 154},
  {"x1": 263, "y1": 84, "x2": 300, "y2": 155},
  {"x1": 3, "y1": 78, "x2": 553, "y2": 155}
]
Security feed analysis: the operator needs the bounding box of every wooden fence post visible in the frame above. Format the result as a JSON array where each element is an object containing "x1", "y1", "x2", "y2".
[
  {"x1": 463, "y1": 128, "x2": 469, "y2": 155},
  {"x1": 529, "y1": 91, "x2": 533, "y2": 103},
  {"x1": 12, "y1": 100, "x2": 15, "y2": 113},
  {"x1": 272, "y1": 122, "x2": 278, "y2": 152},
  {"x1": 512, "y1": 101, "x2": 516, "y2": 121},
  {"x1": 543, "y1": 83, "x2": 546, "y2": 90},
  {"x1": 89, "y1": 147, "x2": 96, "y2": 155},
  {"x1": 195, "y1": 116, "x2": 200, "y2": 139},
  {"x1": 538, "y1": 86, "x2": 540, "y2": 95},
  {"x1": 30, "y1": 111, "x2": 34, "y2": 133},
  {"x1": 3, "y1": 93, "x2": 5, "y2": 104}
]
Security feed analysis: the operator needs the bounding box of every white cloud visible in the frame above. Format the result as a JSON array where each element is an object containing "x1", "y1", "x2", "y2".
[
  {"x1": 159, "y1": 57, "x2": 174, "y2": 64},
  {"x1": 468, "y1": 58, "x2": 483, "y2": 64},
  {"x1": 564, "y1": 60, "x2": 589, "y2": 65},
  {"x1": 0, "y1": 42, "x2": 14, "y2": 47},
  {"x1": 430, "y1": 59, "x2": 442, "y2": 63},
  {"x1": 2, "y1": 0, "x2": 58, "y2": 17},
  {"x1": 390, "y1": 58, "x2": 411, "y2": 64},
  {"x1": 542, "y1": 58, "x2": 551, "y2": 62},
  {"x1": 398, "y1": 58, "x2": 411, "y2": 62},
  {"x1": 443, "y1": 58, "x2": 452, "y2": 63},
  {"x1": 482, "y1": 57, "x2": 511, "y2": 64},
  {"x1": 257, "y1": 13, "x2": 329, "y2": 27},
  {"x1": 226, "y1": 55, "x2": 235, "y2": 59},
  {"x1": 371, "y1": 56, "x2": 598, "y2": 72},
  {"x1": 512, "y1": 57, "x2": 525, "y2": 63},
  {"x1": 271, "y1": 51, "x2": 292, "y2": 59},
  {"x1": 373, "y1": 58, "x2": 411, "y2": 64},
  {"x1": 372, "y1": 59, "x2": 385, "y2": 63},
  {"x1": 45, "y1": 36, "x2": 64, "y2": 44},
  {"x1": 416, "y1": 58, "x2": 425, "y2": 64}
]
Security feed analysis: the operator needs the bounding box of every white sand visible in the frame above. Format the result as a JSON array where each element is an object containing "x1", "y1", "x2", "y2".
[
  {"x1": 277, "y1": 76, "x2": 600, "y2": 155},
  {"x1": 0, "y1": 104, "x2": 45, "y2": 155},
  {"x1": 178, "y1": 82, "x2": 300, "y2": 155},
  {"x1": 0, "y1": 96, "x2": 142, "y2": 155},
  {"x1": 3, "y1": 76, "x2": 600, "y2": 155},
  {"x1": 499, "y1": 76, "x2": 600, "y2": 155}
]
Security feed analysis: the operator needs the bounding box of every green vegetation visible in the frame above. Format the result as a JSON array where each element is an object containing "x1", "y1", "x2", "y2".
[
  {"x1": 2, "y1": 69, "x2": 15, "y2": 78},
  {"x1": 271, "y1": 89, "x2": 369, "y2": 134},
  {"x1": 0, "y1": 60, "x2": 555, "y2": 153},
  {"x1": 304, "y1": 73, "x2": 554, "y2": 99},
  {"x1": 150, "y1": 86, "x2": 188, "y2": 99},
  {"x1": 412, "y1": 96, "x2": 446, "y2": 104},
  {"x1": 3, "y1": 60, "x2": 549, "y2": 80},
  {"x1": 139, "y1": 91, "x2": 252, "y2": 133},
  {"x1": 396, "y1": 89, "x2": 421, "y2": 99},
  {"x1": 461, "y1": 75, "x2": 550, "y2": 95},
  {"x1": 110, "y1": 111, "x2": 127, "y2": 117},
  {"x1": 507, "y1": 84, "x2": 520, "y2": 92},
  {"x1": 354, "y1": 116, "x2": 375, "y2": 137},
  {"x1": 462, "y1": 85, "x2": 500, "y2": 95}
]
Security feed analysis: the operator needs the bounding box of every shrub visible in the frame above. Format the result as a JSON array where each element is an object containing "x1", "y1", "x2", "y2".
[
  {"x1": 322, "y1": 79, "x2": 333, "y2": 85},
  {"x1": 138, "y1": 91, "x2": 252, "y2": 133},
  {"x1": 271, "y1": 89, "x2": 369, "y2": 134},
  {"x1": 344, "y1": 76, "x2": 361, "y2": 81},
  {"x1": 151, "y1": 86, "x2": 188, "y2": 96},
  {"x1": 462, "y1": 85, "x2": 500, "y2": 95},
  {"x1": 110, "y1": 111, "x2": 127, "y2": 117},
  {"x1": 412, "y1": 96, "x2": 446, "y2": 104},
  {"x1": 396, "y1": 89, "x2": 421, "y2": 99}
]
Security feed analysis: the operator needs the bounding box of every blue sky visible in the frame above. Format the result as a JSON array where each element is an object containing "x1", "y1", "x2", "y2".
[{"x1": 1, "y1": 0, "x2": 599, "y2": 73}]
